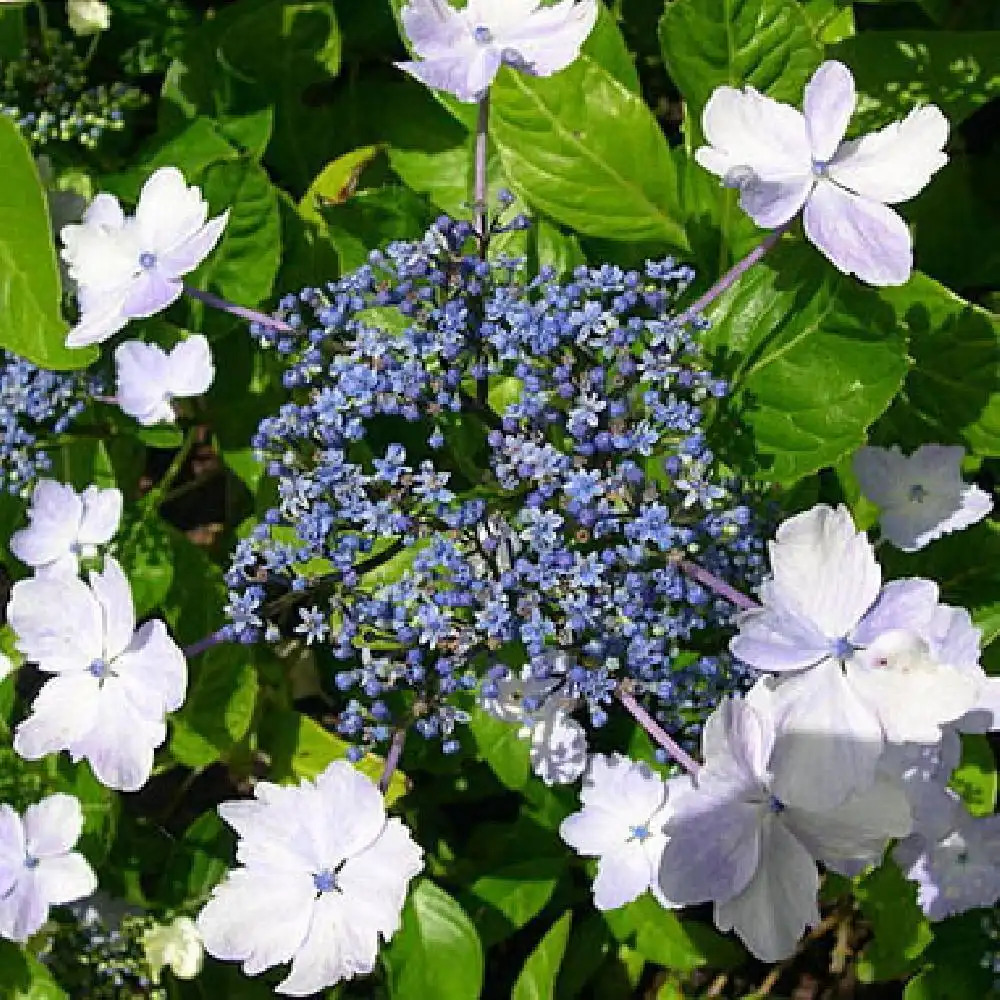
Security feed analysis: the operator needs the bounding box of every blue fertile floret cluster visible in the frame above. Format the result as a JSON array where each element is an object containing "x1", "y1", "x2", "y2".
[
  {"x1": 224, "y1": 216, "x2": 765, "y2": 756},
  {"x1": 0, "y1": 350, "x2": 97, "y2": 495}
]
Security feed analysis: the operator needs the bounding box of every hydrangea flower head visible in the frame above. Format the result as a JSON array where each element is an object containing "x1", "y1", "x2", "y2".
[
  {"x1": 0, "y1": 793, "x2": 97, "y2": 943},
  {"x1": 11, "y1": 479, "x2": 122, "y2": 577},
  {"x1": 853, "y1": 444, "x2": 993, "y2": 551},
  {"x1": 114, "y1": 335, "x2": 215, "y2": 426},
  {"x1": 197, "y1": 761, "x2": 423, "y2": 996},
  {"x1": 731, "y1": 504, "x2": 985, "y2": 809},
  {"x1": 9, "y1": 556, "x2": 187, "y2": 791},
  {"x1": 60, "y1": 167, "x2": 228, "y2": 347},
  {"x1": 560, "y1": 753, "x2": 675, "y2": 910},
  {"x1": 657, "y1": 694, "x2": 911, "y2": 962},
  {"x1": 396, "y1": 0, "x2": 598, "y2": 102},
  {"x1": 696, "y1": 60, "x2": 948, "y2": 285}
]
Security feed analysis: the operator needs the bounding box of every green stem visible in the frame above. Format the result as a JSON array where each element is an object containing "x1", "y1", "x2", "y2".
[{"x1": 146, "y1": 427, "x2": 200, "y2": 508}]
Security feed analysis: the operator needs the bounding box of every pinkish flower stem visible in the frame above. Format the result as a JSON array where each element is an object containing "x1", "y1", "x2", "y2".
[
  {"x1": 676, "y1": 220, "x2": 791, "y2": 324},
  {"x1": 474, "y1": 92, "x2": 490, "y2": 250},
  {"x1": 183, "y1": 629, "x2": 229, "y2": 659},
  {"x1": 184, "y1": 286, "x2": 294, "y2": 333},
  {"x1": 616, "y1": 687, "x2": 701, "y2": 776},
  {"x1": 379, "y1": 728, "x2": 407, "y2": 794},
  {"x1": 678, "y1": 558, "x2": 759, "y2": 612}
]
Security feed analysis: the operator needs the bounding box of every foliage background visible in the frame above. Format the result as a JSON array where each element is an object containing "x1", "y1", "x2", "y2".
[{"x1": 0, "y1": 0, "x2": 999, "y2": 996}]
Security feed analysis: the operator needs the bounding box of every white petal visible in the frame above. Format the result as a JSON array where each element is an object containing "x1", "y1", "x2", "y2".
[
  {"x1": 65, "y1": 290, "x2": 130, "y2": 347},
  {"x1": 166, "y1": 335, "x2": 215, "y2": 398},
  {"x1": 77, "y1": 486, "x2": 122, "y2": 546},
  {"x1": 89, "y1": 557, "x2": 136, "y2": 661},
  {"x1": 803, "y1": 61, "x2": 855, "y2": 163},
  {"x1": 560, "y1": 806, "x2": 630, "y2": 857},
  {"x1": 400, "y1": 0, "x2": 467, "y2": 58},
  {"x1": 730, "y1": 604, "x2": 832, "y2": 673},
  {"x1": 714, "y1": 816, "x2": 819, "y2": 963},
  {"x1": 306, "y1": 762, "x2": 390, "y2": 870},
  {"x1": 735, "y1": 175, "x2": 813, "y2": 229},
  {"x1": 696, "y1": 86, "x2": 812, "y2": 184},
  {"x1": 786, "y1": 777, "x2": 912, "y2": 876},
  {"x1": 10, "y1": 480, "x2": 81, "y2": 569},
  {"x1": 0, "y1": 807, "x2": 25, "y2": 894},
  {"x1": 14, "y1": 674, "x2": 102, "y2": 760},
  {"x1": 114, "y1": 619, "x2": 187, "y2": 716},
  {"x1": 765, "y1": 661, "x2": 884, "y2": 811},
  {"x1": 500, "y1": 0, "x2": 598, "y2": 78},
  {"x1": 853, "y1": 445, "x2": 910, "y2": 508},
  {"x1": 8, "y1": 577, "x2": 104, "y2": 671},
  {"x1": 276, "y1": 892, "x2": 378, "y2": 996},
  {"x1": 803, "y1": 179, "x2": 912, "y2": 286},
  {"x1": 529, "y1": 709, "x2": 588, "y2": 785},
  {"x1": 135, "y1": 167, "x2": 210, "y2": 258},
  {"x1": 22, "y1": 794, "x2": 82, "y2": 858},
  {"x1": 397, "y1": 46, "x2": 502, "y2": 103},
  {"x1": 0, "y1": 875, "x2": 51, "y2": 942},
  {"x1": 827, "y1": 104, "x2": 949, "y2": 204},
  {"x1": 32, "y1": 852, "x2": 97, "y2": 906},
  {"x1": 852, "y1": 578, "x2": 940, "y2": 646},
  {"x1": 197, "y1": 868, "x2": 315, "y2": 976},
  {"x1": 159, "y1": 211, "x2": 228, "y2": 276},
  {"x1": 702, "y1": 697, "x2": 774, "y2": 787},
  {"x1": 592, "y1": 841, "x2": 655, "y2": 910}
]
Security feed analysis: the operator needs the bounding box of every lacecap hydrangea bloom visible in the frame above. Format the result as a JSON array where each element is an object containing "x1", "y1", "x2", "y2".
[
  {"x1": 11, "y1": 479, "x2": 121, "y2": 578},
  {"x1": 223, "y1": 214, "x2": 765, "y2": 760},
  {"x1": 730, "y1": 504, "x2": 995, "y2": 811},
  {"x1": 853, "y1": 444, "x2": 993, "y2": 552},
  {"x1": 197, "y1": 761, "x2": 423, "y2": 996},
  {"x1": 60, "y1": 167, "x2": 228, "y2": 347},
  {"x1": 696, "y1": 60, "x2": 948, "y2": 285},
  {"x1": 0, "y1": 793, "x2": 96, "y2": 943},
  {"x1": 9, "y1": 557, "x2": 187, "y2": 791},
  {"x1": 114, "y1": 335, "x2": 215, "y2": 426},
  {"x1": 397, "y1": 0, "x2": 598, "y2": 102}
]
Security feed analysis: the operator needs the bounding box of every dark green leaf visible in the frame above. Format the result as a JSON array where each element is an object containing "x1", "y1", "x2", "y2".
[
  {"x1": 468, "y1": 858, "x2": 565, "y2": 947},
  {"x1": 513, "y1": 910, "x2": 573, "y2": 1000},
  {"x1": 950, "y1": 733, "x2": 997, "y2": 817}
]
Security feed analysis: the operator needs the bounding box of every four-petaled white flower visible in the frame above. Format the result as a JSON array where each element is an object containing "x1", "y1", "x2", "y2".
[
  {"x1": 657, "y1": 694, "x2": 911, "y2": 963},
  {"x1": 696, "y1": 60, "x2": 948, "y2": 286},
  {"x1": 731, "y1": 504, "x2": 984, "y2": 810},
  {"x1": 396, "y1": 0, "x2": 598, "y2": 103},
  {"x1": 11, "y1": 479, "x2": 122, "y2": 578},
  {"x1": 853, "y1": 444, "x2": 993, "y2": 552},
  {"x1": 197, "y1": 761, "x2": 423, "y2": 996},
  {"x1": 114, "y1": 335, "x2": 215, "y2": 426},
  {"x1": 560, "y1": 753, "x2": 675, "y2": 910},
  {"x1": 67, "y1": 0, "x2": 110, "y2": 36},
  {"x1": 0, "y1": 794, "x2": 97, "y2": 943},
  {"x1": 143, "y1": 916, "x2": 205, "y2": 982},
  {"x1": 9, "y1": 557, "x2": 187, "y2": 792},
  {"x1": 60, "y1": 167, "x2": 228, "y2": 348}
]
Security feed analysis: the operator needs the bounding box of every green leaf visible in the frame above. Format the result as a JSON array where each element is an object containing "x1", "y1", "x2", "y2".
[
  {"x1": 659, "y1": 0, "x2": 822, "y2": 145},
  {"x1": 830, "y1": 31, "x2": 1000, "y2": 132},
  {"x1": 115, "y1": 514, "x2": 175, "y2": 618},
  {"x1": 950, "y1": 733, "x2": 997, "y2": 817},
  {"x1": 257, "y1": 707, "x2": 406, "y2": 803},
  {"x1": 299, "y1": 146, "x2": 383, "y2": 225},
  {"x1": 514, "y1": 910, "x2": 573, "y2": 1000},
  {"x1": 556, "y1": 912, "x2": 617, "y2": 999},
  {"x1": 491, "y1": 57, "x2": 689, "y2": 250},
  {"x1": 854, "y1": 862, "x2": 933, "y2": 982},
  {"x1": 903, "y1": 912, "x2": 998, "y2": 1000},
  {"x1": 0, "y1": 116, "x2": 91, "y2": 369},
  {"x1": 703, "y1": 240, "x2": 908, "y2": 483},
  {"x1": 170, "y1": 646, "x2": 259, "y2": 768},
  {"x1": 468, "y1": 858, "x2": 565, "y2": 947},
  {"x1": 604, "y1": 895, "x2": 740, "y2": 972},
  {"x1": 193, "y1": 159, "x2": 282, "y2": 306},
  {"x1": 877, "y1": 272, "x2": 1000, "y2": 457},
  {"x1": 0, "y1": 943, "x2": 67, "y2": 1000},
  {"x1": 159, "y1": 810, "x2": 234, "y2": 909},
  {"x1": 468, "y1": 705, "x2": 531, "y2": 790},
  {"x1": 384, "y1": 880, "x2": 485, "y2": 1000}
]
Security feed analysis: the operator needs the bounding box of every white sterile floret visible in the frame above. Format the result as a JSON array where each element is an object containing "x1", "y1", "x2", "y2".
[
  {"x1": 67, "y1": 0, "x2": 110, "y2": 36},
  {"x1": 0, "y1": 794, "x2": 97, "y2": 942},
  {"x1": 560, "y1": 753, "x2": 675, "y2": 910},
  {"x1": 114, "y1": 335, "x2": 215, "y2": 426},
  {"x1": 8, "y1": 557, "x2": 187, "y2": 791},
  {"x1": 695, "y1": 60, "x2": 948, "y2": 286},
  {"x1": 657, "y1": 695, "x2": 911, "y2": 963},
  {"x1": 853, "y1": 444, "x2": 993, "y2": 552},
  {"x1": 731, "y1": 504, "x2": 986, "y2": 810},
  {"x1": 143, "y1": 916, "x2": 205, "y2": 982},
  {"x1": 11, "y1": 479, "x2": 122, "y2": 578},
  {"x1": 60, "y1": 167, "x2": 228, "y2": 348},
  {"x1": 396, "y1": 0, "x2": 598, "y2": 102},
  {"x1": 197, "y1": 761, "x2": 423, "y2": 996}
]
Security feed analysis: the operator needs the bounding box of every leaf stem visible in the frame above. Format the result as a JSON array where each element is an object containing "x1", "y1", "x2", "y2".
[
  {"x1": 474, "y1": 92, "x2": 490, "y2": 253},
  {"x1": 378, "y1": 728, "x2": 407, "y2": 794},
  {"x1": 676, "y1": 557, "x2": 758, "y2": 611}
]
